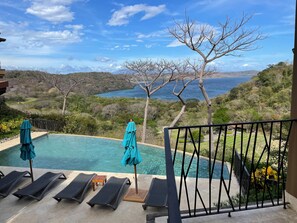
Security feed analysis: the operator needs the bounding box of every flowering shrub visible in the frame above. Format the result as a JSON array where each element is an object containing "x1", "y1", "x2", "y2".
[
  {"x1": 251, "y1": 166, "x2": 278, "y2": 188},
  {"x1": 0, "y1": 119, "x2": 23, "y2": 133}
]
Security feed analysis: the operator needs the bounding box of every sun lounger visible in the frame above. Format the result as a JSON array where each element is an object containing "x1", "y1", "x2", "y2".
[
  {"x1": 53, "y1": 173, "x2": 96, "y2": 203},
  {"x1": 0, "y1": 171, "x2": 4, "y2": 178},
  {"x1": 142, "y1": 178, "x2": 168, "y2": 210},
  {"x1": 87, "y1": 176, "x2": 131, "y2": 210},
  {"x1": 0, "y1": 170, "x2": 31, "y2": 198},
  {"x1": 13, "y1": 172, "x2": 66, "y2": 201}
]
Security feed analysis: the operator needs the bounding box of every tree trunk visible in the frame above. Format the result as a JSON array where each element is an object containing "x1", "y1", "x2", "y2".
[
  {"x1": 62, "y1": 95, "x2": 67, "y2": 115},
  {"x1": 169, "y1": 104, "x2": 186, "y2": 127},
  {"x1": 142, "y1": 96, "x2": 150, "y2": 143},
  {"x1": 199, "y1": 79, "x2": 214, "y2": 156}
]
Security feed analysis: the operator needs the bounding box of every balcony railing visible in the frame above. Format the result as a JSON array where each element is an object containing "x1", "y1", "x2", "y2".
[{"x1": 162, "y1": 119, "x2": 297, "y2": 223}]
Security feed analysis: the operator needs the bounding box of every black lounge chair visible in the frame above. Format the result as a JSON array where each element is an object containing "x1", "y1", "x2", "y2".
[
  {"x1": 0, "y1": 170, "x2": 31, "y2": 198},
  {"x1": 87, "y1": 176, "x2": 131, "y2": 210},
  {"x1": 142, "y1": 178, "x2": 168, "y2": 210},
  {"x1": 0, "y1": 171, "x2": 4, "y2": 178},
  {"x1": 13, "y1": 172, "x2": 66, "y2": 201},
  {"x1": 53, "y1": 173, "x2": 96, "y2": 203}
]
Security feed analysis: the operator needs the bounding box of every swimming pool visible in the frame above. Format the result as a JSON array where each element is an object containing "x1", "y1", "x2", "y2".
[{"x1": 0, "y1": 134, "x2": 229, "y2": 178}]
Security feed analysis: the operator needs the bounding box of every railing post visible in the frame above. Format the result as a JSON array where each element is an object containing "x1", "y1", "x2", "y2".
[{"x1": 164, "y1": 128, "x2": 182, "y2": 223}]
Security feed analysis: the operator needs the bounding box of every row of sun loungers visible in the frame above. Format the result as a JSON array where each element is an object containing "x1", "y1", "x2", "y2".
[{"x1": 0, "y1": 170, "x2": 168, "y2": 210}]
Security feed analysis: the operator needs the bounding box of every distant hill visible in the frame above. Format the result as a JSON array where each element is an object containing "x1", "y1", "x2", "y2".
[
  {"x1": 3, "y1": 70, "x2": 134, "y2": 99},
  {"x1": 210, "y1": 70, "x2": 258, "y2": 78}
]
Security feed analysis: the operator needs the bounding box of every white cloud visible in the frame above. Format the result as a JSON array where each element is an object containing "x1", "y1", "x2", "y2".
[
  {"x1": 136, "y1": 30, "x2": 166, "y2": 39},
  {"x1": 65, "y1": 24, "x2": 84, "y2": 30},
  {"x1": 166, "y1": 39, "x2": 184, "y2": 47},
  {"x1": 95, "y1": 56, "x2": 112, "y2": 63},
  {"x1": 33, "y1": 29, "x2": 81, "y2": 44},
  {"x1": 0, "y1": 21, "x2": 83, "y2": 55},
  {"x1": 281, "y1": 14, "x2": 295, "y2": 26},
  {"x1": 111, "y1": 44, "x2": 137, "y2": 51},
  {"x1": 108, "y1": 4, "x2": 166, "y2": 26},
  {"x1": 2, "y1": 55, "x2": 123, "y2": 74},
  {"x1": 26, "y1": 0, "x2": 74, "y2": 23}
]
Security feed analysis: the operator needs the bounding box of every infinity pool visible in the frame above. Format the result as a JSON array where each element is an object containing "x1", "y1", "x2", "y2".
[{"x1": 0, "y1": 134, "x2": 229, "y2": 178}]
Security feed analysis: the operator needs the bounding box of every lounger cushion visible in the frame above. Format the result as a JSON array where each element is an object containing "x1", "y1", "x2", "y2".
[
  {"x1": 87, "y1": 176, "x2": 130, "y2": 210},
  {"x1": 53, "y1": 173, "x2": 96, "y2": 203},
  {"x1": 143, "y1": 178, "x2": 168, "y2": 210},
  {"x1": 13, "y1": 172, "x2": 66, "y2": 201},
  {"x1": 0, "y1": 171, "x2": 30, "y2": 197}
]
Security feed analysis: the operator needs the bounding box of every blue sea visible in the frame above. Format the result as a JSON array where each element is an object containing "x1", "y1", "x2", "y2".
[{"x1": 98, "y1": 76, "x2": 252, "y2": 101}]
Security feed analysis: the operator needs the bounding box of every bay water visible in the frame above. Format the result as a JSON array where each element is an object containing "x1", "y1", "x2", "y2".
[{"x1": 98, "y1": 76, "x2": 252, "y2": 101}]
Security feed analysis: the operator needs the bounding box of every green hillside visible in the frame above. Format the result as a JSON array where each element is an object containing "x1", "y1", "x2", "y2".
[
  {"x1": 1, "y1": 62, "x2": 293, "y2": 144},
  {"x1": 212, "y1": 62, "x2": 292, "y2": 123}
]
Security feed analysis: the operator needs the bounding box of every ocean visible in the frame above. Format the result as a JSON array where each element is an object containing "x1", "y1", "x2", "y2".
[{"x1": 98, "y1": 76, "x2": 252, "y2": 101}]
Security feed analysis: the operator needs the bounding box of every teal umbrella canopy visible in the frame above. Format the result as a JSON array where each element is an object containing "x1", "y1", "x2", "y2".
[
  {"x1": 121, "y1": 121, "x2": 143, "y2": 195},
  {"x1": 121, "y1": 121, "x2": 142, "y2": 166},
  {"x1": 20, "y1": 120, "x2": 36, "y2": 161},
  {"x1": 19, "y1": 120, "x2": 35, "y2": 182}
]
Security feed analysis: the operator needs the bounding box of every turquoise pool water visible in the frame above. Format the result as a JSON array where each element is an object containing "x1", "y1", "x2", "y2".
[{"x1": 0, "y1": 134, "x2": 229, "y2": 178}]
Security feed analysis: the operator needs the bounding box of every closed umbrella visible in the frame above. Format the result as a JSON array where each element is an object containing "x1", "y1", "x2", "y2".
[
  {"x1": 121, "y1": 120, "x2": 142, "y2": 192},
  {"x1": 20, "y1": 120, "x2": 35, "y2": 182},
  {"x1": 121, "y1": 120, "x2": 147, "y2": 202}
]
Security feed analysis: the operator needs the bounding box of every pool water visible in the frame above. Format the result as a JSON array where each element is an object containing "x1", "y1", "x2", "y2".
[{"x1": 0, "y1": 134, "x2": 229, "y2": 178}]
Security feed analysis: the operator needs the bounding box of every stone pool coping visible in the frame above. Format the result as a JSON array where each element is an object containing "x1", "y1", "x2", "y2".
[{"x1": 0, "y1": 132, "x2": 48, "y2": 152}]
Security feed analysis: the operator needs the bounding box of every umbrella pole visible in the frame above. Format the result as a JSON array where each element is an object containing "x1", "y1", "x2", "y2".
[
  {"x1": 29, "y1": 159, "x2": 34, "y2": 182},
  {"x1": 134, "y1": 164, "x2": 138, "y2": 194}
]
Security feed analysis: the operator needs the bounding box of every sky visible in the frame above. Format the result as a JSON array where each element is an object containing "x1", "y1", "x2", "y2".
[{"x1": 0, "y1": 0, "x2": 295, "y2": 74}]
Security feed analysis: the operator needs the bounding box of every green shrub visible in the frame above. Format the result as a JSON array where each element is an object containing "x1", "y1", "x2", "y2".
[
  {"x1": 190, "y1": 130, "x2": 204, "y2": 142},
  {"x1": 213, "y1": 107, "x2": 230, "y2": 124},
  {"x1": 63, "y1": 114, "x2": 98, "y2": 135}
]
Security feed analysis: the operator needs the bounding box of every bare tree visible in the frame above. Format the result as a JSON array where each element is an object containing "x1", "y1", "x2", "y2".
[
  {"x1": 125, "y1": 59, "x2": 177, "y2": 143},
  {"x1": 169, "y1": 14, "x2": 263, "y2": 155},
  {"x1": 169, "y1": 60, "x2": 199, "y2": 127},
  {"x1": 41, "y1": 74, "x2": 81, "y2": 115},
  {"x1": 169, "y1": 13, "x2": 264, "y2": 126}
]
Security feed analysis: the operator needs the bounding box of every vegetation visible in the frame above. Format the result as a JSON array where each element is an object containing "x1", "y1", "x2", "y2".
[
  {"x1": 0, "y1": 102, "x2": 25, "y2": 140},
  {"x1": 1, "y1": 62, "x2": 293, "y2": 146}
]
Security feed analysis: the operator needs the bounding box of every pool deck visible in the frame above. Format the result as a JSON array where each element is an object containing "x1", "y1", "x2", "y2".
[
  {"x1": 0, "y1": 132, "x2": 48, "y2": 152},
  {"x1": 1, "y1": 132, "x2": 297, "y2": 222}
]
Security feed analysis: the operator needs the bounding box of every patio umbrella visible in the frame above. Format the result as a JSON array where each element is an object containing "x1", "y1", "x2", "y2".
[
  {"x1": 20, "y1": 120, "x2": 36, "y2": 182},
  {"x1": 121, "y1": 120, "x2": 142, "y2": 194}
]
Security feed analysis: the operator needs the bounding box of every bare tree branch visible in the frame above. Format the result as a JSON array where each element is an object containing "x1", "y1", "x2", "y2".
[
  {"x1": 169, "y1": 60, "x2": 198, "y2": 127},
  {"x1": 124, "y1": 59, "x2": 177, "y2": 142},
  {"x1": 41, "y1": 73, "x2": 84, "y2": 115},
  {"x1": 169, "y1": 13, "x2": 263, "y2": 156}
]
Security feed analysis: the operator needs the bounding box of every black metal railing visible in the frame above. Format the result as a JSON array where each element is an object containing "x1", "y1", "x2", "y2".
[
  {"x1": 234, "y1": 150, "x2": 250, "y2": 193},
  {"x1": 30, "y1": 118, "x2": 65, "y2": 132},
  {"x1": 163, "y1": 119, "x2": 297, "y2": 222}
]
